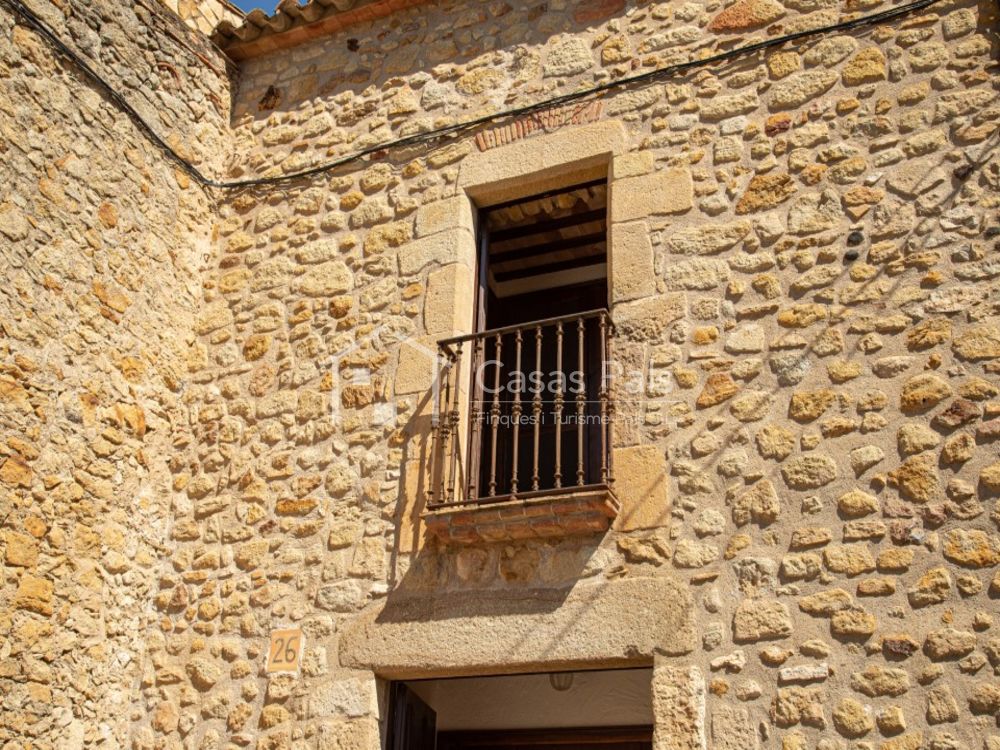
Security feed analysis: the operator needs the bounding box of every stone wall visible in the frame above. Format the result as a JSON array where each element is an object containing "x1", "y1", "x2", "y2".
[
  {"x1": 170, "y1": 1, "x2": 1000, "y2": 749},
  {"x1": 156, "y1": 0, "x2": 243, "y2": 37},
  {"x1": 136, "y1": 0, "x2": 1000, "y2": 747},
  {"x1": 2, "y1": 0, "x2": 1000, "y2": 747},
  {"x1": 0, "y1": 0, "x2": 232, "y2": 747}
]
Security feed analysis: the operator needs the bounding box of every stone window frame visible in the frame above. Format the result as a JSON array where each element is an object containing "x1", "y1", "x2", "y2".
[
  {"x1": 401, "y1": 119, "x2": 672, "y2": 548},
  {"x1": 434, "y1": 120, "x2": 628, "y2": 408},
  {"x1": 414, "y1": 120, "x2": 635, "y2": 339}
]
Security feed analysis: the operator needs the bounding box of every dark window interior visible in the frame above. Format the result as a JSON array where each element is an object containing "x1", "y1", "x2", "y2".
[
  {"x1": 480, "y1": 178, "x2": 608, "y2": 327},
  {"x1": 472, "y1": 181, "x2": 609, "y2": 501}
]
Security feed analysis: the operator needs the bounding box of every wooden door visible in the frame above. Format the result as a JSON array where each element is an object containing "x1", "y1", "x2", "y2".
[{"x1": 390, "y1": 683, "x2": 437, "y2": 750}]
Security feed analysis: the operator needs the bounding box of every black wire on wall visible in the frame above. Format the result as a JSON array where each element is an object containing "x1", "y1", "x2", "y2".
[{"x1": 0, "y1": 0, "x2": 943, "y2": 191}]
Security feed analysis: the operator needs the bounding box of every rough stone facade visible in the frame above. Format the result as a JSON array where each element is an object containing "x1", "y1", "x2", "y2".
[
  {"x1": 1, "y1": 0, "x2": 1000, "y2": 748},
  {"x1": 0, "y1": 0, "x2": 232, "y2": 746}
]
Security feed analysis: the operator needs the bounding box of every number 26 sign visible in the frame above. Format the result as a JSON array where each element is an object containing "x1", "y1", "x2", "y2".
[{"x1": 267, "y1": 628, "x2": 304, "y2": 674}]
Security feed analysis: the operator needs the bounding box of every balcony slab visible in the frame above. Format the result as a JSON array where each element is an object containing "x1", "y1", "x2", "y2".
[{"x1": 422, "y1": 486, "x2": 619, "y2": 545}]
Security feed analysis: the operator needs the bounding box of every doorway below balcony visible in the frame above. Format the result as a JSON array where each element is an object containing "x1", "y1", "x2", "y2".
[{"x1": 388, "y1": 668, "x2": 653, "y2": 750}]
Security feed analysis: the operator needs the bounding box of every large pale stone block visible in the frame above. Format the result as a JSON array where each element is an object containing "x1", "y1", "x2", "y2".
[
  {"x1": 395, "y1": 337, "x2": 440, "y2": 396},
  {"x1": 664, "y1": 258, "x2": 730, "y2": 291},
  {"x1": 424, "y1": 263, "x2": 474, "y2": 336},
  {"x1": 610, "y1": 221, "x2": 656, "y2": 303},
  {"x1": 613, "y1": 294, "x2": 686, "y2": 342},
  {"x1": 399, "y1": 227, "x2": 474, "y2": 276},
  {"x1": 459, "y1": 120, "x2": 626, "y2": 205},
  {"x1": 397, "y1": 459, "x2": 429, "y2": 555},
  {"x1": 296, "y1": 674, "x2": 379, "y2": 720},
  {"x1": 339, "y1": 576, "x2": 694, "y2": 678},
  {"x1": 665, "y1": 220, "x2": 751, "y2": 255},
  {"x1": 611, "y1": 169, "x2": 693, "y2": 222},
  {"x1": 612, "y1": 151, "x2": 656, "y2": 180},
  {"x1": 293, "y1": 260, "x2": 354, "y2": 297},
  {"x1": 415, "y1": 195, "x2": 475, "y2": 239},
  {"x1": 315, "y1": 717, "x2": 380, "y2": 750},
  {"x1": 652, "y1": 662, "x2": 706, "y2": 750},
  {"x1": 612, "y1": 444, "x2": 670, "y2": 531},
  {"x1": 543, "y1": 37, "x2": 594, "y2": 76}
]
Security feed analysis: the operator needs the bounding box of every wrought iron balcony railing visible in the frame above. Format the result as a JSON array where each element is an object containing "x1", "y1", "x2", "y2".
[{"x1": 426, "y1": 309, "x2": 615, "y2": 509}]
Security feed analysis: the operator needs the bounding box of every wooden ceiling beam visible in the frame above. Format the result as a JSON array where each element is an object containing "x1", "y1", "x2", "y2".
[
  {"x1": 479, "y1": 178, "x2": 606, "y2": 214},
  {"x1": 489, "y1": 209, "x2": 606, "y2": 244},
  {"x1": 492, "y1": 252, "x2": 607, "y2": 283},
  {"x1": 490, "y1": 231, "x2": 606, "y2": 266}
]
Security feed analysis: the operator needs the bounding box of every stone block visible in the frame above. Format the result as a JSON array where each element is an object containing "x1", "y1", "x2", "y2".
[
  {"x1": 301, "y1": 675, "x2": 378, "y2": 720},
  {"x1": 700, "y1": 90, "x2": 759, "y2": 121},
  {"x1": 780, "y1": 455, "x2": 837, "y2": 489},
  {"x1": 399, "y1": 228, "x2": 474, "y2": 276},
  {"x1": 395, "y1": 337, "x2": 440, "y2": 396},
  {"x1": 850, "y1": 665, "x2": 909, "y2": 697},
  {"x1": 832, "y1": 698, "x2": 873, "y2": 737},
  {"x1": 733, "y1": 599, "x2": 793, "y2": 642},
  {"x1": 15, "y1": 574, "x2": 53, "y2": 615},
  {"x1": 293, "y1": 260, "x2": 353, "y2": 297},
  {"x1": 543, "y1": 37, "x2": 593, "y2": 77},
  {"x1": 364, "y1": 221, "x2": 413, "y2": 256},
  {"x1": 952, "y1": 325, "x2": 1000, "y2": 361},
  {"x1": 665, "y1": 220, "x2": 751, "y2": 255},
  {"x1": 769, "y1": 70, "x2": 838, "y2": 110},
  {"x1": 415, "y1": 195, "x2": 474, "y2": 239},
  {"x1": 610, "y1": 221, "x2": 655, "y2": 303},
  {"x1": 732, "y1": 480, "x2": 781, "y2": 526},
  {"x1": 316, "y1": 718, "x2": 380, "y2": 750},
  {"x1": 3, "y1": 531, "x2": 38, "y2": 567},
  {"x1": 397, "y1": 459, "x2": 428, "y2": 555},
  {"x1": 611, "y1": 151, "x2": 655, "y2": 180},
  {"x1": 942, "y1": 529, "x2": 1000, "y2": 568},
  {"x1": 708, "y1": 0, "x2": 784, "y2": 32},
  {"x1": 316, "y1": 580, "x2": 366, "y2": 613},
  {"x1": 842, "y1": 48, "x2": 887, "y2": 86},
  {"x1": 459, "y1": 121, "x2": 626, "y2": 205},
  {"x1": 736, "y1": 173, "x2": 797, "y2": 214},
  {"x1": 664, "y1": 258, "x2": 730, "y2": 291},
  {"x1": 652, "y1": 663, "x2": 705, "y2": 750},
  {"x1": 424, "y1": 263, "x2": 474, "y2": 336},
  {"x1": 697, "y1": 373, "x2": 738, "y2": 408},
  {"x1": 613, "y1": 294, "x2": 686, "y2": 342},
  {"x1": 887, "y1": 453, "x2": 939, "y2": 503},
  {"x1": 823, "y1": 544, "x2": 876, "y2": 576},
  {"x1": 611, "y1": 169, "x2": 693, "y2": 222},
  {"x1": 339, "y1": 576, "x2": 695, "y2": 676},
  {"x1": 612, "y1": 444, "x2": 669, "y2": 531}
]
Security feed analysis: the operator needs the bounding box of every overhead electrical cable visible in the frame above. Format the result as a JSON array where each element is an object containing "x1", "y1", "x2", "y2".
[{"x1": 0, "y1": 0, "x2": 943, "y2": 190}]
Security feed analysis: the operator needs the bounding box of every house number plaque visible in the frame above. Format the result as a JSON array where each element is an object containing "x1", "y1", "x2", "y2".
[{"x1": 267, "y1": 628, "x2": 304, "y2": 674}]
